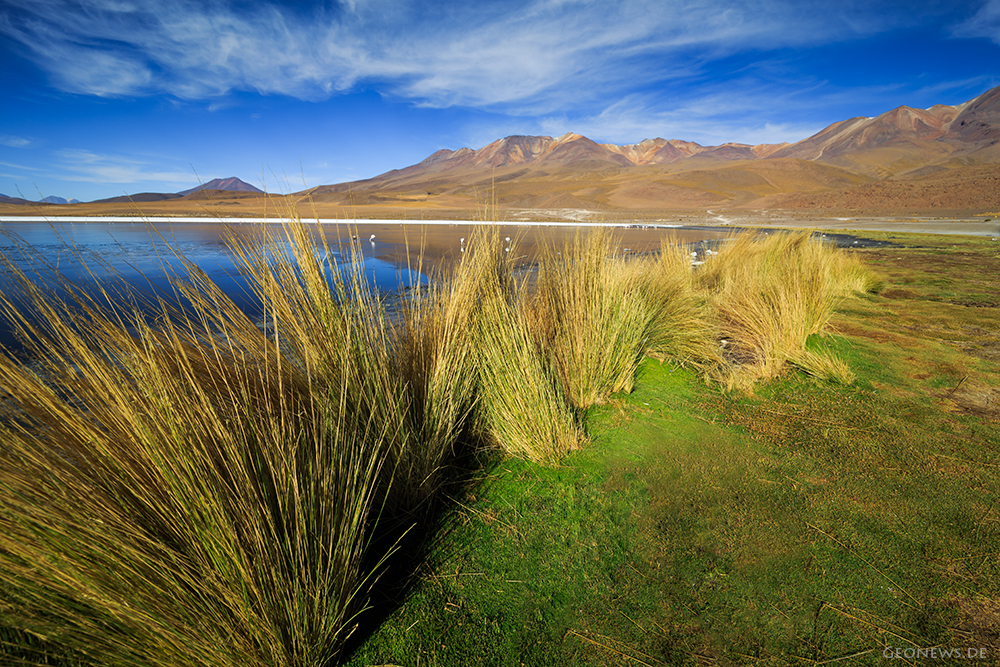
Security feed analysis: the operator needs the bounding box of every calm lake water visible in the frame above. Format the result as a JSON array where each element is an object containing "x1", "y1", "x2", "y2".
[
  {"x1": 0, "y1": 220, "x2": 424, "y2": 353},
  {"x1": 0, "y1": 219, "x2": 727, "y2": 354}
]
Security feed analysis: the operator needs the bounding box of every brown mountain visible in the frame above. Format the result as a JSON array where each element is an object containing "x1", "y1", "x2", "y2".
[
  {"x1": 178, "y1": 177, "x2": 264, "y2": 196},
  {"x1": 324, "y1": 133, "x2": 632, "y2": 191},
  {"x1": 306, "y1": 132, "x2": 794, "y2": 208},
  {"x1": 316, "y1": 133, "x2": 789, "y2": 193},
  {"x1": 0, "y1": 193, "x2": 83, "y2": 205},
  {"x1": 303, "y1": 84, "x2": 1000, "y2": 213},
  {"x1": 87, "y1": 178, "x2": 262, "y2": 204},
  {"x1": 0, "y1": 193, "x2": 33, "y2": 206},
  {"x1": 86, "y1": 177, "x2": 264, "y2": 205},
  {"x1": 92, "y1": 192, "x2": 184, "y2": 204},
  {"x1": 771, "y1": 84, "x2": 1000, "y2": 177}
]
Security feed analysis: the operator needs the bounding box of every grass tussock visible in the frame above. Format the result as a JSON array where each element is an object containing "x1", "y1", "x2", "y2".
[
  {"x1": 0, "y1": 220, "x2": 882, "y2": 665},
  {"x1": 529, "y1": 229, "x2": 719, "y2": 410},
  {"x1": 388, "y1": 250, "x2": 479, "y2": 509},
  {"x1": 639, "y1": 239, "x2": 722, "y2": 371},
  {"x1": 461, "y1": 229, "x2": 583, "y2": 464},
  {"x1": 531, "y1": 228, "x2": 652, "y2": 409},
  {"x1": 695, "y1": 230, "x2": 879, "y2": 391},
  {"x1": 788, "y1": 346, "x2": 857, "y2": 384},
  {"x1": 0, "y1": 223, "x2": 393, "y2": 666}
]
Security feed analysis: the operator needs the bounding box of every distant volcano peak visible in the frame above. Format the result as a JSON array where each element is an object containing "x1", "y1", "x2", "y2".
[{"x1": 178, "y1": 177, "x2": 263, "y2": 196}]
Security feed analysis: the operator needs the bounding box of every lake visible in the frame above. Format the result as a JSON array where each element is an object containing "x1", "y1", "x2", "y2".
[{"x1": 0, "y1": 218, "x2": 730, "y2": 354}]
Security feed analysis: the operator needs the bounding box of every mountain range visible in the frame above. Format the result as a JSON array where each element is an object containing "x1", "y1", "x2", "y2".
[
  {"x1": 0, "y1": 194, "x2": 83, "y2": 205},
  {"x1": 4, "y1": 85, "x2": 999, "y2": 213},
  {"x1": 302, "y1": 84, "x2": 1000, "y2": 212},
  {"x1": 91, "y1": 178, "x2": 265, "y2": 204},
  {"x1": 0, "y1": 178, "x2": 263, "y2": 208}
]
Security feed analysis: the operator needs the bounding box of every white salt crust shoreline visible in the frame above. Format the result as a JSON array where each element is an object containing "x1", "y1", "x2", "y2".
[
  {"x1": 0, "y1": 217, "x2": 664, "y2": 227},
  {"x1": 1, "y1": 216, "x2": 997, "y2": 237}
]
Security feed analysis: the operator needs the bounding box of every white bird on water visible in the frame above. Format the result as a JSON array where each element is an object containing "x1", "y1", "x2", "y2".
[{"x1": 370, "y1": 234, "x2": 376, "y2": 242}]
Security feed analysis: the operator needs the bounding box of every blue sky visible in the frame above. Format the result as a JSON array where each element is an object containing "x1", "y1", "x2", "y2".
[{"x1": 1, "y1": 0, "x2": 999, "y2": 202}]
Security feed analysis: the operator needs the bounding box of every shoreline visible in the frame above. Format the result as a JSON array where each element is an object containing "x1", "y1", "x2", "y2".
[
  {"x1": 0, "y1": 216, "x2": 670, "y2": 227},
  {"x1": 3, "y1": 214, "x2": 998, "y2": 237}
]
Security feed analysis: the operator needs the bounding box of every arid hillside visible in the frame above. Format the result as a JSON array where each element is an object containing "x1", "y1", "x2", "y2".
[
  {"x1": 296, "y1": 83, "x2": 1000, "y2": 215},
  {"x1": 4, "y1": 85, "x2": 999, "y2": 218},
  {"x1": 761, "y1": 163, "x2": 1000, "y2": 212}
]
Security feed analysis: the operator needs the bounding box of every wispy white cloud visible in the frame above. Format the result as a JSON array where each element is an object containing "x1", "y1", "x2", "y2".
[
  {"x1": 0, "y1": 135, "x2": 33, "y2": 148},
  {"x1": 953, "y1": 0, "x2": 1000, "y2": 44},
  {"x1": 0, "y1": 0, "x2": 961, "y2": 112},
  {"x1": 53, "y1": 148, "x2": 197, "y2": 185},
  {"x1": 0, "y1": 160, "x2": 41, "y2": 171},
  {"x1": 530, "y1": 78, "x2": 854, "y2": 147}
]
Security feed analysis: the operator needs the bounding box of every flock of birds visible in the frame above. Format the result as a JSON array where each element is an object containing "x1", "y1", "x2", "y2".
[
  {"x1": 457, "y1": 236, "x2": 511, "y2": 253},
  {"x1": 355, "y1": 232, "x2": 716, "y2": 265},
  {"x1": 358, "y1": 234, "x2": 508, "y2": 253}
]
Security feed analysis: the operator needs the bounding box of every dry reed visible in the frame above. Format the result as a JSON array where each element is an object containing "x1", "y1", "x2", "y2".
[
  {"x1": 0, "y1": 221, "x2": 882, "y2": 666},
  {"x1": 0, "y1": 221, "x2": 402, "y2": 666}
]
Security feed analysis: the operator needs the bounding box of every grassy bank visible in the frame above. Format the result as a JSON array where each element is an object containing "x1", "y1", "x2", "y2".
[
  {"x1": 346, "y1": 232, "x2": 1000, "y2": 665},
  {"x1": 1, "y1": 222, "x2": 978, "y2": 666}
]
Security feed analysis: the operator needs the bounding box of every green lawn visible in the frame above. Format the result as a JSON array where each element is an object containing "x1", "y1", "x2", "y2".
[{"x1": 345, "y1": 233, "x2": 1000, "y2": 666}]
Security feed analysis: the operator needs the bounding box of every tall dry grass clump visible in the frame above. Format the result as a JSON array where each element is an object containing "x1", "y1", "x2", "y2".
[
  {"x1": 528, "y1": 228, "x2": 718, "y2": 410},
  {"x1": 224, "y1": 223, "x2": 406, "y2": 512},
  {"x1": 460, "y1": 229, "x2": 583, "y2": 464},
  {"x1": 388, "y1": 251, "x2": 479, "y2": 510},
  {"x1": 0, "y1": 221, "x2": 418, "y2": 667},
  {"x1": 0, "y1": 220, "x2": 885, "y2": 664},
  {"x1": 636, "y1": 239, "x2": 721, "y2": 371},
  {"x1": 695, "y1": 231, "x2": 879, "y2": 390},
  {"x1": 530, "y1": 228, "x2": 649, "y2": 409}
]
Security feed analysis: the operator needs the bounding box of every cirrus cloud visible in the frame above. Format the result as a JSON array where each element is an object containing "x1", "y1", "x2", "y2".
[
  {"x1": 953, "y1": 0, "x2": 1000, "y2": 44},
  {"x1": 0, "y1": 135, "x2": 33, "y2": 148},
  {"x1": 53, "y1": 148, "x2": 197, "y2": 185},
  {"x1": 0, "y1": 0, "x2": 973, "y2": 113}
]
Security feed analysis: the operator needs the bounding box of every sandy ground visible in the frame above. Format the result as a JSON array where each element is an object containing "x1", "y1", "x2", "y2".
[{"x1": 719, "y1": 214, "x2": 1000, "y2": 238}]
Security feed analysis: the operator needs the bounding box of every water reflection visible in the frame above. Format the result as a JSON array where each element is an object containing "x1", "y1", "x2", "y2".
[
  {"x1": 0, "y1": 222, "x2": 425, "y2": 355},
  {"x1": 0, "y1": 220, "x2": 734, "y2": 355}
]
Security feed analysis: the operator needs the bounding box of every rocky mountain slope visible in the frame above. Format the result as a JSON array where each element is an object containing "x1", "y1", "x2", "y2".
[
  {"x1": 769, "y1": 84, "x2": 1000, "y2": 177},
  {"x1": 304, "y1": 84, "x2": 1000, "y2": 212}
]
